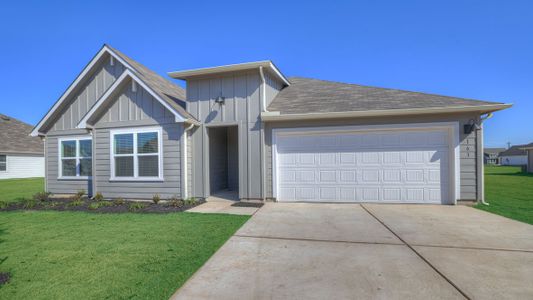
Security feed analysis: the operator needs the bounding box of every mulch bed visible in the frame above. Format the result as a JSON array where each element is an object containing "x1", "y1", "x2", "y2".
[
  {"x1": 0, "y1": 272, "x2": 10, "y2": 285},
  {"x1": 0, "y1": 197, "x2": 205, "y2": 214}
]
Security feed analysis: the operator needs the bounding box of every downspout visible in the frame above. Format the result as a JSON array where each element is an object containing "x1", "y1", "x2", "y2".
[
  {"x1": 259, "y1": 66, "x2": 267, "y2": 200},
  {"x1": 182, "y1": 122, "x2": 195, "y2": 200},
  {"x1": 478, "y1": 113, "x2": 493, "y2": 205}
]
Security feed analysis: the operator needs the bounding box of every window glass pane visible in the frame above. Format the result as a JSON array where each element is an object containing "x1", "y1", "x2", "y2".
[
  {"x1": 79, "y1": 140, "x2": 92, "y2": 157},
  {"x1": 138, "y1": 155, "x2": 158, "y2": 177},
  {"x1": 114, "y1": 134, "x2": 133, "y2": 154},
  {"x1": 0, "y1": 156, "x2": 6, "y2": 171},
  {"x1": 62, "y1": 141, "x2": 76, "y2": 157},
  {"x1": 62, "y1": 159, "x2": 76, "y2": 176},
  {"x1": 115, "y1": 156, "x2": 134, "y2": 177},
  {"x1": 79, "y1": 158, "x2": 92, "y2": 176},
  {"x1": 0, "y1": 155, "x2": 6, "y2": 162},
  {"x1": 137, "y1": 132, "x2": 158, "y2": 154}
]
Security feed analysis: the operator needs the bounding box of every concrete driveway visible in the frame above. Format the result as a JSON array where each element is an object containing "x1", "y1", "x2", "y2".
[{"x1": 171, "y1": 203, "x2": 533, "y2": 300}]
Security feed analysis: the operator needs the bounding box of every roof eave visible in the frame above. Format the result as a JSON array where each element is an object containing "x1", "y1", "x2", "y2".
[
  {"x1": 261, "y1": 104, "x2": 513, "y2": 121},
  {"x1": 167, "y1": 61, "x2": 290, "y2": 86}
]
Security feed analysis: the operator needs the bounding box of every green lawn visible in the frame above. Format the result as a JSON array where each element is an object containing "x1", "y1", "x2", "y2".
[
  {"x1": 0, "y1": 211, "x2": 249, "y2": 299},
  {"x1": 0, "y1": 177, "x2": 44, "y2": 203},
  {"x1": 475, "y1": 165, "x2": 533, "y2": 224}
]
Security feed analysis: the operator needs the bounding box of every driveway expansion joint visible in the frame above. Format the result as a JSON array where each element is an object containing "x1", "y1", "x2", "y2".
[
  {"x1": 360, "y1": 204, "x2": 471, "y2": 300},
  {"x1": 233, "y1": 234, "x2": 405, "y2": 246}
]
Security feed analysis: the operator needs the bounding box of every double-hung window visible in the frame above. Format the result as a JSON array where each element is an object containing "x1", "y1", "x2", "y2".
[
  {"x1": 111, "y1": 127, "x2": 162, "y2": 180},
  {"x1": 0, "y1": 155, "x2": 6, "y2": 171},
  {"x1": 59, "y1": 137, "x2": 92, "y2": 178}
]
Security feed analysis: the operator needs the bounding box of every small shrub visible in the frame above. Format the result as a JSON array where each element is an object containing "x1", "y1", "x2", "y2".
[
  {"x1": 152, "y1": 194, "x2": 161, "y2": 204},
  {"x1": 76, "y1": 190, "x2": 86, "y2": 198},
  {"x1": 94, "y1": 192, "x2": 104, "y2": 201},
  {"x1": 67, "y1": 199, "x2": 83, "y2": 207},
  {"x1": 22, "y1": 198, "x2": 37, "y2": 209},
  {"x1": 0, "y1": 201, "x2": 8, "y2": 209},
  {"x1": 88, "y1": 202, "x2": 100, "y2": 210},
  {"x1": 128, "y1": 202, "x2": 146, "y2": 211},
  {"x1": 184, "y1": 197, "x2": 197, "y2": 206},
  {"x1": 167, "y1": 196, "x2": 184, "y2": 208},
  {"x1": 33, "y1": 192, "x2": 51, "y2": 202},
  {"x1": 113, "y1": 198, "x2": 126, "y2": 206},
  {"x1": 44, "y1": 201, "x2": 61, "y2": 208}
]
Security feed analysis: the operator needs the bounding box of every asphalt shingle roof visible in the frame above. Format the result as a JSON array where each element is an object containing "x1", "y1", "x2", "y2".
[
  {"x1": 500, "y1": 145, "x2": 528, "y2": 157},
  {"x1": 0, "y1": 114, "x2": 43, "y2": 155},
  {"x1": 106, "y1": 45, "x2": 196, "y2": 121},
  {"x1": 267, "y1": 77, "x2": 504, "y2": 114}
]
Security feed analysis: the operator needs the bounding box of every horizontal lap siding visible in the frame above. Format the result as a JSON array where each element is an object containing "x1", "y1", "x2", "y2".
[
  {"x1": 265, "y1": 113, "x2": 480, "y2": 201},
  {"x1": 0, "y1": 155, "x2": 44, "y2": 179}
]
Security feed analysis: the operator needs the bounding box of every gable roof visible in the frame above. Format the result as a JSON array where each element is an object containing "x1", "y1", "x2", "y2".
[
  {"x1": 500, "y1": 145, "x2": 528, "y2": 157},
  {"x1": 0, "y1": 114, "x2": 43, "y2": 155},
  {"x1": 520, "y1": 143, "x2": 533, "y2": 150},
  {"x1": 484, "y1": 148, "x2": 506, "y2": 155},
  {"x1": 32, "y1": 45, "x2": 196, "y2": 136},
  {"x1": 264, "y1": 77, "x2": 511, "y2": 120}
]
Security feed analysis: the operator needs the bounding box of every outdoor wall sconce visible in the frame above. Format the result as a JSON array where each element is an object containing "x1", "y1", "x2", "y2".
[
  {"x1": 215, "y1": 95, "x2": 225, "y2": 105},
  {"x1": 464, "y1": 119, "x2": 480, "y2": 134}
]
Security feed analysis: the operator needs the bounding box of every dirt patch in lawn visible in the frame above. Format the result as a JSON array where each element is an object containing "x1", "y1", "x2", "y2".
[
  {"x1": 0, "y1": 272, "x2": 10, "y2": 285},
  {"x1": 0, "y1": 197, "x2": 205, "y2": 214}
]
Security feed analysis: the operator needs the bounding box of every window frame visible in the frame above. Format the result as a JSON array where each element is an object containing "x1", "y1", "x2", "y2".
[
  {"x1": 110, "y1": 126, "x2": 163, "y2": 181},
  {"x1": 0, "y1": 155, "x2": 6, "y2": 172},
  {"x1": 57, "y1": 136, "x2": 93, "y2": 180}
]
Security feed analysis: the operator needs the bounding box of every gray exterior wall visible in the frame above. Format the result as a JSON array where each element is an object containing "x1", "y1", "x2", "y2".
[
  {"x1": 264, "y1": 70, "x2": 284, "y2": 108},
  {"x1": 528, "y1": 150, "x2": 533, "y2": 173},
  {"x1": 44, "y1": 54, "x2": 125, "y2": 195},
  {"x1": 91, "y1": 82, "x2": 183, "y2": 199},
  {"x1": 186, "y1": 71, "x2": 265, "y2": 199},
  {"x1": 264, "y1": 112, "x2": 481, "y2": 201},
  {"x1": 227, "y1": 127, "x2": 239, "y2": 191}
]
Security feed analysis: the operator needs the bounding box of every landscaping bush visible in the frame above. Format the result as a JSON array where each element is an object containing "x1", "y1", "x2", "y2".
[
  {"x1": 67, "y1": 199, "x2": 83, "y2": 207},
  {"x1": 33, "y1": 192, "x2": 51, "y2": 202},
  {"x1": 128, "y1": 202, "x2": 146, "y2": 211},
  {"x1": 94, "y1": 192, "x2": 104, "y2": 201},
  {"x1": 76, "y1": 190, "x2": 86, "y2": 198},
  {"x1": 22, "y1": 198, "x2": 37, "y2": 209},
  {"x1": 44, "y1": 201, "x2": 61, "y2": 208},
  {"x1": 167, "y1": 196, "x2": 184, "y2": 208},
  {"x1": 152, "y1": 194, "x2": 161, "y2": 204},
  {"x1": 0, "y1": 201, "x2": 8, "y2": 209},
  {"x1": 88, "y1": 201, "x2": 112, "y2": 210},
  {"x1": 184, "y1": 197, "x2": 197, "y2": 206},
  {"x1": 113, "y1": 198, "x2": 126, "y2": 206}
]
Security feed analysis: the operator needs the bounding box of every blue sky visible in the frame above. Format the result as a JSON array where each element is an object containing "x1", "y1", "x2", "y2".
[{"x1": 1, "y1": 0, "x2": 531, "y2": 147}]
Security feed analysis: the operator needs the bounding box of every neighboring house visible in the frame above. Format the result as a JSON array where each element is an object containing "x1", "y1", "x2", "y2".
[
  {"x1": 499, "y1": 145, "x2": 528, "y2": 166},
  {"x1": 483, "y1": 147, "x2": 505, "y2": 165},
  {"x1": 519, "y1": 143, "x2": 533, "y2": 173},
  {"x1": 31, "y1": 44, "x2": 512, "y2": 204},
  {"x1": 0, "y1": 114, "x2": 44, "y2": 179}
]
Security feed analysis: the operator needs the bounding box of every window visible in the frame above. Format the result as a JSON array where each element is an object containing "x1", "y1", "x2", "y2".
[
  {"x1": 0, "y1": 155, "x2": 6, "y2": 171},
  {"x1": 59, "y1": 137, "x2": 92, "y2": 178},
  {"x1": 111, "y1": 127, "x2": 162, "y2": 180}
]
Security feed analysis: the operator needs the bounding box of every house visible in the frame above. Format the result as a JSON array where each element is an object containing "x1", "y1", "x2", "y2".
[
  {"x1": 0, "y1": 114, "x2": 44, "y2": 179},
  {"x1": 520, "y1": 143, "x2": 533, "y2": 173},
  {"x1": 483, "y1": 147, "x2": 505, "y2": 165},
  {"x1": 499, "y1": 145, "x2": 528, "y2": 166},
  {"x1": 31, "y1": 45, "x2": 512, "y2": 204}
]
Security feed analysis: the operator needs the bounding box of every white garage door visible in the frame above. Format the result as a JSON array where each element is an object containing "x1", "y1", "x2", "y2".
[{"x1": 274, "y1": 127, "x2": 452, "y2": 204}]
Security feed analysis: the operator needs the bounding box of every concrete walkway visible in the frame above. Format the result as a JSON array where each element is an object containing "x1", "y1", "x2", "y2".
[{"x1": 172, "y1": 203, "x2": 533, "y2": 300}]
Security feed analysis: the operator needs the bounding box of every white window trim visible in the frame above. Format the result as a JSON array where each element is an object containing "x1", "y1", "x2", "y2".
[
  {"x1": 57, "y1": 136, "x2": 93, "y2": 180},
  {"x1": 110, "y1": 126, "x2": 164, "y2": 182},
  {"x1": 0, "y1": 155, "x2": 7, "y2": 172}
]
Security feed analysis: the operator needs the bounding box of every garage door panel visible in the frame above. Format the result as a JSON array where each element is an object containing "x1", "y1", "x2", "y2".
[{"x1": 276, "y1": 129, "x2": 451, "y2": 204}]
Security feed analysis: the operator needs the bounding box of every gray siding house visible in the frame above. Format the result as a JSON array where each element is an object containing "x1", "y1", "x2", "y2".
[{"x1": 32, "y1": 45, "x2": 511, "y2": 204}]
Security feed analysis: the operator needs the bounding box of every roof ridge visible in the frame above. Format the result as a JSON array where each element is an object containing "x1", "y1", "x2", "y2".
[{"x1": 287, "y1": 76, "x2": 504, "y2": 104}]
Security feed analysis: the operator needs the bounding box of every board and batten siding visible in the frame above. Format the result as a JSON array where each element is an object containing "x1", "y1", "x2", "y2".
[
  {"x1": 0, "y1": 154, "x2": 44, "y2": 179},
  {"x1": 264, "y1": 112, "x2": 481, "y2": 201},
  {"x1": 187, "y1": 71, "x2": 265, "y2": 199},
  {"x1": 92, "y1": 81, "x2": 183, "y2": 199}
]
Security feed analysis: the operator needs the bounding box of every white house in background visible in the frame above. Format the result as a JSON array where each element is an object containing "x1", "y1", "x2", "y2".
[
  {"x1": 499, "y1": 145, "x2": 528, "y2": 166},
  {"x1": 0, "y1": 114, "x2": 44, "y2": 179}
]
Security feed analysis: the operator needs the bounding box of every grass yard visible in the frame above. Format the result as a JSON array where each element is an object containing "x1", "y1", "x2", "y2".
[
  {"x1": 475, "y1": 165, "x2": 533, "y2": 224},
  {"x1": 0, "y1": 211, "x2": 249, "y2": 299},
  {"x1": 0, "y1": 177, "x2": 44, "y2": 203}
]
